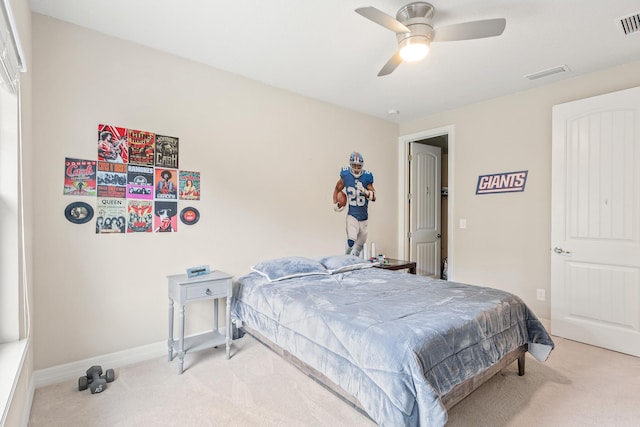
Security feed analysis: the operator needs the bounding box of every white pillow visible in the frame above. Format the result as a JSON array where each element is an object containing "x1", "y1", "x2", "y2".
[
  {"x1": 316, "y1": 255, "x2": 373, "y2": 274},
  {"x1": 251, "y1": 256, "x2": 329, "y2": 282}
]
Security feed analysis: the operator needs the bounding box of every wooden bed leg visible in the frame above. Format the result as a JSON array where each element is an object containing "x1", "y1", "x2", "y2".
[{"x1": 517, "y1": 352, "x2": 525, "y2": 376}]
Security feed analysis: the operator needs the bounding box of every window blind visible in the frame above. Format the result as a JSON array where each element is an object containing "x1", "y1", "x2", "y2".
[{"x1": 0, "y1": 0, "x2": 25, "y2": 94}]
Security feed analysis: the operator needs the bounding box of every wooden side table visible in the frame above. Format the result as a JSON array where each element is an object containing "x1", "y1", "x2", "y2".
[
  {"x1": 374, "y1": 259, "x2": 417, "y2": 274},
  {"x1": 167, "y1": 270, "x2": 233, "y2": 374}
]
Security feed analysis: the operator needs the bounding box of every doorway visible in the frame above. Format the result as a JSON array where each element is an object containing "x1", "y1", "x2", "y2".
[{"x1": 399, "y1": 126, "x2": 453, "y2": 279}]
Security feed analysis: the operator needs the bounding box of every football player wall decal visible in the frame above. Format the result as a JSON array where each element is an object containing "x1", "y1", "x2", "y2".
[{"x1": 332, "y1": 151, "x2": 376, "y2": 257}]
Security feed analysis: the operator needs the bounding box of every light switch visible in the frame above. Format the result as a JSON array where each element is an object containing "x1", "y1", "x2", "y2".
[{"x1": 459, "y1": 218, "x2": 467, "y2": 229}]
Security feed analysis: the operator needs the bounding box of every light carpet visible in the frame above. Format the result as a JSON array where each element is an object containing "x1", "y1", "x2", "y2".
[{"x1": 29, "y1": 334, "x2": 640, "y2": 426}]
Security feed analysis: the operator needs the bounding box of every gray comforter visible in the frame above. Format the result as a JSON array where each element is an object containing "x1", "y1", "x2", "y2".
[{"x1": 232, "y1": 267, "x2": 554, "y2": 426}]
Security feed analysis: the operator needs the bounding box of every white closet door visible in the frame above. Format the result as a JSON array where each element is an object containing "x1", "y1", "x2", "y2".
[
  {"x1": 409, "y1": 143, "x2": 441, "y2": 277},
  {"x1": 551, "y1": 85, "x2": 640, "y2": 357}
]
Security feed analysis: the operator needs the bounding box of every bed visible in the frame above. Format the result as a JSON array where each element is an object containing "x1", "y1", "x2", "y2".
[{"x1": 232, "y1": 255, "x2": 554, "y2": 426}]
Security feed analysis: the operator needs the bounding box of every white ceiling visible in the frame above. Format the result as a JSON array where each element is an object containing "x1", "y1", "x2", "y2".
[{"x1": 29, "y1": 0, "x2": 640, "y2": 123}]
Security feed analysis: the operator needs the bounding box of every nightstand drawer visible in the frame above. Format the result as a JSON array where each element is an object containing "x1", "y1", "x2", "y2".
[{"x1": 185, "y1": 283, "x2": 228, "y2": 300}]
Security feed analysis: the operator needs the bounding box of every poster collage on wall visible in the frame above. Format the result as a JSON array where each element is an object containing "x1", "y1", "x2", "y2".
[{"x1": 63, "y1": 124, "x2": 200, "y2": 233}]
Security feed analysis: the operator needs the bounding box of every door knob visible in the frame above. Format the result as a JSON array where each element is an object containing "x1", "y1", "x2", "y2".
[{"x1": 553, "y1": 247, "x2": 571, "y2": 254}]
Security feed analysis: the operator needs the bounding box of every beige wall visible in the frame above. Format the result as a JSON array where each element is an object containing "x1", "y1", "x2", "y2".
[
  {"x1": 31, "y1": 15, "x2": 399, "y2": 370},
  {"x1": 29, "y1": 10, "x2": 640, "y2": 373},
  {"x1": 400, "y1": 61, "x2": 640, "y2": 318}
]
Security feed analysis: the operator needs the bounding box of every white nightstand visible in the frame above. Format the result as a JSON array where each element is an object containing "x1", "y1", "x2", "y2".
[{"x1": 167, "y1": 270, "x2": 233, "y2": 374}]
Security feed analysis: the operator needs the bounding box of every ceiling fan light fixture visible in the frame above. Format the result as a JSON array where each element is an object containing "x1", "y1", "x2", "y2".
[
  {"x1": 399, "y1": 37, "x2": 430, "y2": 62},
  {"x1": 356, "y1": 2, "x2": 505, "y2": 76}
]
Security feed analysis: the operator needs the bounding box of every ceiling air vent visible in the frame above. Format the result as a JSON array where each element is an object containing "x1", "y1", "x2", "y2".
[
  {"x1": 523, "y1": 65, "x2": 569, "y2": 81},
  {"x1": 618, "y1": 12, "x2": 640, "y2": 35}
]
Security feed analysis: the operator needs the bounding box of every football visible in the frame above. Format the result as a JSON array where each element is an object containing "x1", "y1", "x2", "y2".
[{"x1": 337, "y1": 191, "x2": 347, "y2": 208}]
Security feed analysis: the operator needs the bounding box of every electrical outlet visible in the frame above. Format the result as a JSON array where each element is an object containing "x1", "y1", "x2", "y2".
[{"x1": 536, "y1": 289, "x2": 546, "y2": 301}]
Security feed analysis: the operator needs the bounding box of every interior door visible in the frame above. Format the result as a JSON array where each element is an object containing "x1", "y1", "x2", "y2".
[
  {"x1": 551, "y1": 85, "x2": 640, "y2": 357},
  {"x1": 409, "y1": 143, "x2": 441, "y2": 277}
]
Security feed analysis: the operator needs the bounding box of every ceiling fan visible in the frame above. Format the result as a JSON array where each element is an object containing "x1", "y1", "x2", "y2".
[{"x1": 355, "y1": 2, "x2": 506, "y2": 76}]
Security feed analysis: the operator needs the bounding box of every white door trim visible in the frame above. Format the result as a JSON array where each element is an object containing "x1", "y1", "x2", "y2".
[{"x1": 398, "y1": 125, "x2": 455, "y2": 279}]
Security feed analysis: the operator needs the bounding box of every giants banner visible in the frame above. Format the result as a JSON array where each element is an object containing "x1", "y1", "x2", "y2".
[{"x1": 476, "y1": 170, "x2": 528, "y2": 194}]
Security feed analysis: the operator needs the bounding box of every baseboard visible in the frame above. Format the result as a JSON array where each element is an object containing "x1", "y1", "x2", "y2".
[
  {"x1": 32, "y1": 326, "x2": 231, "y2": 389},
  {"x1": 33, "y1": 340, "x2": 166, "y2": 389},
  {"x1": 540, "y1": 317, "x2": 551, "y2": 332}
]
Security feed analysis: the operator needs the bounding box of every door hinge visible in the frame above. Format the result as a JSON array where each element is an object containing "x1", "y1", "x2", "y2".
[
  {"x1": 408, "y1": 154, "x2": 412, "y2": 162},
  {"x1": 408, "y1": 193, "x2": 412, "y2": 201},
  {"x1": 407, "y1": 231, "x2": 412, "y2": 240}
]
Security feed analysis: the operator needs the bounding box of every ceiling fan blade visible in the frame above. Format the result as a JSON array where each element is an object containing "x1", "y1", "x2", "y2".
[
  {"x1": 432, "y1": 18, "x2": 506, "y2": 42},
  {"x1": 355, "y1": 7, "x2": 411, "y2": 33},
  {"x1": 378, "y1": 52, "x2": 403, "y2": 76}
]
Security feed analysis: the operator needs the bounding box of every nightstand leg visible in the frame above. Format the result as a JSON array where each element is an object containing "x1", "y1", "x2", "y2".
[
  {"x1": 178, "y1": 305, "x2": 185, "y2": 374},
  {"x1": 214, "y1": 299, "x2": 219, "y2": 333},
  {"x1": 168, "y1": 299, "x2": 174, "y2": 361},
  {"x1": 226, "y1": 296, "x2": 231, "y2": 359}
]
